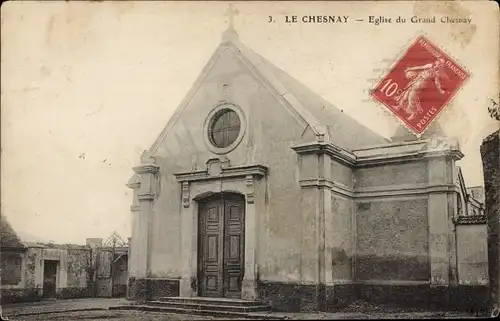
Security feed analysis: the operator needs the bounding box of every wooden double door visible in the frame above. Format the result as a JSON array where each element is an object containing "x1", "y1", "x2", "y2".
[{"x1": 198, "y1": 193, "x2": 245, "y2": 298}]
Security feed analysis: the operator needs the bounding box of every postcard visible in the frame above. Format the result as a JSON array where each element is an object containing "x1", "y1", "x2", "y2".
[{"x1": 1, "y1": 1, "x2": 499, "y2": 319}]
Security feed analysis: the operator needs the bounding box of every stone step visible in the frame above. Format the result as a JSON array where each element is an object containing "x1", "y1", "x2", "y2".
[
  {"x1": 149, "y1": 300, "x2": 269, "y2": 312},
  {"x1": 159, "y1": 296, "x2": 265, "y2": 307},
  {"x1": 109, "y1": 305, "x2": 287, "y2": 320}
]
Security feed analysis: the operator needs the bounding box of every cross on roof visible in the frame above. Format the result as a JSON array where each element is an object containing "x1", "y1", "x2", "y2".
[{"x1": 225, "y1": 4, "x2": 239, "y2": 29}]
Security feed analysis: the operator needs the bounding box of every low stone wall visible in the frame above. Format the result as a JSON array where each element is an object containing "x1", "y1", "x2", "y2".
[
  {"x1": 127, "y1": 277, "x2": 147, "y2": 301},
  {"x1": 256, "y1": 281, "x2": 488, "y2": 312},
  {"x1": 354, "y1": 283, "x2": 489, "y2": 311},
  {"x1": 127, "y1": 277, "x2": 179, "y2": 301},
  {"x1": 113, "y1": 284, "x2": 127, "y2": 297},
  {"x1": 0, "y1": 286, "x2": 95, "y2": 304},
  {"x1": 1, "y1": 288, "x2": 42, "y2": 304},
  {"x1": 257, "y1": 281, "x2": 318, "y2": 312},
  {"x1": 257, "y1": 281, "x2": 354, "y2": 312},
  {"x1": 58, "y1": 286, "x2": 94, "y2": 299},
  {"x1": 325, "y1": 284, "x2": 355, "y2": 310}
]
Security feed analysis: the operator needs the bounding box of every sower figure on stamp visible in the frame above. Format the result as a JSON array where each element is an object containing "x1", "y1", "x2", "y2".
[{"x1": 393, "y1": 58, "x2": 449, "y2": 120}]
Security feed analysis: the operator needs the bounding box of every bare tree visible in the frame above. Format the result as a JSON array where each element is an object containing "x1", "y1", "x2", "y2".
[{"x1": 488, "y1": 96, "x2": 500, "y2": 121}]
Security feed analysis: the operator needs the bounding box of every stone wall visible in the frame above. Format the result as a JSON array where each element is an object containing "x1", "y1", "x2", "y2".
[
  {"x1": 481, "y1": 130, "x2": 500, "y2": 310},
  {"x1": 350, "y1": 139, "x2": 478, "y2": 310},
  {"x1": 0, "y1": 250, "x2": 38, "y2": 304},
  {"x1": 1, "y1": 243, "x2": 129, "y2": 304},
  {"x1": 63, "y1": 248, "x2": 93, "y2": 298},
  {"x1": 354, "y1": 161, "x2": 430, "y2": 282},
  {"x1": 328, "y1": 195, "x2": 353, "y2": 282},
  {"x1": 0, "y1": 251, "x2": 24, "y2": 286},
  {"x1": 456, "y1": 224, "x2": 489, "y2": 285},
  {"x1": 354, "y1": 162, "x2": 428, "y2": 188},
  {"x1": 356, "y1": 198, "x2": 429, "y2": 281}
]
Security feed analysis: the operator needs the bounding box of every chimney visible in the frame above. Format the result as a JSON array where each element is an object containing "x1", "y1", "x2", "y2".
[{"x1": 86, "y1": 238, "x2": 103, "y2": 248}]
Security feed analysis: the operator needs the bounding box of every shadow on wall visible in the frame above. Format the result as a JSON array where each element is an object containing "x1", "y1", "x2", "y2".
[{"x1": 356, "y1": 254, "x2": 430, "y2": 281}]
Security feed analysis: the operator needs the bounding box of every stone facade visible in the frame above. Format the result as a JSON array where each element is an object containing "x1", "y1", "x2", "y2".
[{"x1": 127, "y1": 30, "x2": 490, "y2": 312}]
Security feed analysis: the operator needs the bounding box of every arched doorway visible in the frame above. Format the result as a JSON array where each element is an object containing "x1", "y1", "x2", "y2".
[{"x1": 197, "y1": 192, "x2": 245, "y2": 298}]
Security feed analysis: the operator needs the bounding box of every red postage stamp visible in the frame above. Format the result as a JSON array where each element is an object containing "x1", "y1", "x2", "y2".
[{"x1": 370, "y1": 35, "x2": 470, "y2": 135}]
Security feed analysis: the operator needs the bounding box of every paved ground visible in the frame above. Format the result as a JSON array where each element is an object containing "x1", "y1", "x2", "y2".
[
  {"x1": 0, "y1": 298, "x2": 488, "y2": 320},
  {"x1": 2, "y1": 298, "x2": 126, "y2": 317},
  {"x1": 6, "y1": 310, "x2": 224, "y2": 321}
]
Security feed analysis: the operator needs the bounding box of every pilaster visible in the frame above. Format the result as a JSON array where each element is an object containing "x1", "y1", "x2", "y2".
[
  {"x1": 297, "y1": 151, "x2": 331, "y2": 310},
  {"x1": 425, "y1": 138, "x2": 463, "y2": 287},
  {"x1": 179, "y1": 181, "x2": 197, "y2": 297},
  {"x1": 132, "y1": 157, "x2": 159, "y2": 278},
  {"x1": 127, "y1": 175, "x2": 141, "y2": 279},
  {"x1": 242, "y1": 175, "x2": 258, "y2": 300}
]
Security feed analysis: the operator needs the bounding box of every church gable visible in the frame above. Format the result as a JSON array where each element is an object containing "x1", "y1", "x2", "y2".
[
  {"x1": 149, "y1": 37, "x2": 316, "y2": 160},
  {"x1": 148, "y1": 31, "x2": 392, "y2": 159}
]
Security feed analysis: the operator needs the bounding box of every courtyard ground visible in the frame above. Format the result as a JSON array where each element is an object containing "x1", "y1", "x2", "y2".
[
  {"x1": 1, "y1": 298, "x2": 126, "y2": 317},
  {"x1": 1, "y1": 298, "x2": 489, "y2": 320},
  {"x1": 5, "y1": 310, "x2": 225, "y2": 321}
]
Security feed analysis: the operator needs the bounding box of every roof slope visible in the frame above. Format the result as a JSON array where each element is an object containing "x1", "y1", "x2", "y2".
[
  {"x1": 149, "y1": 29, "x2": 389, "y2": 153},
  {"x1": 230, "y1": 33, "x2": 389, "y2": 150},
  {"x1": 0, "y1": 215, "x2": 26, "y2": 249},
  {"x1": 391, "y1": 121, "x2": 445, "y2": 142}
]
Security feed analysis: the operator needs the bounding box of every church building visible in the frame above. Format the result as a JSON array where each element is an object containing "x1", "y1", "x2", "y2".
[{"x1": 126, "y1": 25, "x2": 489, "y2": 312}]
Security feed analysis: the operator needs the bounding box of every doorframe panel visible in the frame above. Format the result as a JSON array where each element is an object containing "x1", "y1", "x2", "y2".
[
  {"x1": 197, "y1": 193, "x2": 246, "y2": 298},
  {"x1": 197, "y1": 197, "x2": 225, "y2": 298}
]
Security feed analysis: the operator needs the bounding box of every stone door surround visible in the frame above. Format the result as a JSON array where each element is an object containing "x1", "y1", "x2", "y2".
[{"x1": 175, "y1": 158, "x2": 267, "y2": 300}]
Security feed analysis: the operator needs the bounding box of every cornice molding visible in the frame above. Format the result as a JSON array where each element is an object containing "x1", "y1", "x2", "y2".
[
  {"x1": 354, "y1": 139, "x2": 429, "y2": 151},
  {"x1": 133, "y1": 164, "x2": 159, "y2": 175},
  {"x1": 423, "y1": 149, "x2": 465, "y2": 161},
  {"x1": 357, "y1": 183, "x2": 457, "y2": 193},
  {"x1": 130, "y1": 205, "x2": 141, "y2": 212},
  {"x1": 137, "y1": 193, "x2": 156, "y2": 201},
  {"x1": 292, "y1": 140, "x2": 463, "y2": 168},
  {"x1": 175, "y1": 164, "x2": 268, "y2": 183},
  {"x1": 298, "y1": 180, "x2": 458, "y2": 199},
  {"x1": 299, "y1": 179, "x2": 354, "y2": 198},
  {"x1": 127, "y1": 173, "x2": 142, "y2": 190},
  {"x1": 356, "y1": 149, "x2": 464, "y2": 167},
  {"x1": 292, "y1": 142, "x2": 357, "y2": 167},
  {"x1": 299, "y1": 178, "x2": 334, "y2": 189},
  {"x1": 355, "y1": 183, "x2": 457, "y2": 199},
  {"x1": 126, "y1": 182, "x2": 141, "y2": 189}
]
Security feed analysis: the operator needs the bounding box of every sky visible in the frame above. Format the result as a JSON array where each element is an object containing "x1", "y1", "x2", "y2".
[{"x1": 1, "y1": 1, "x2": 498, "y2": 244}]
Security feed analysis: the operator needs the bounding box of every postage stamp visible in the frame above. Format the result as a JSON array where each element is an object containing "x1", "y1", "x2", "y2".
[{"x1": 370, "y1": 35, "x2": 470, "y2": 135}]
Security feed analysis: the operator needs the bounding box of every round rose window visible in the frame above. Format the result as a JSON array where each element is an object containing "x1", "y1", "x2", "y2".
[{"x1": 209, "y1": 108, "x2": 241, "y2": 148}]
